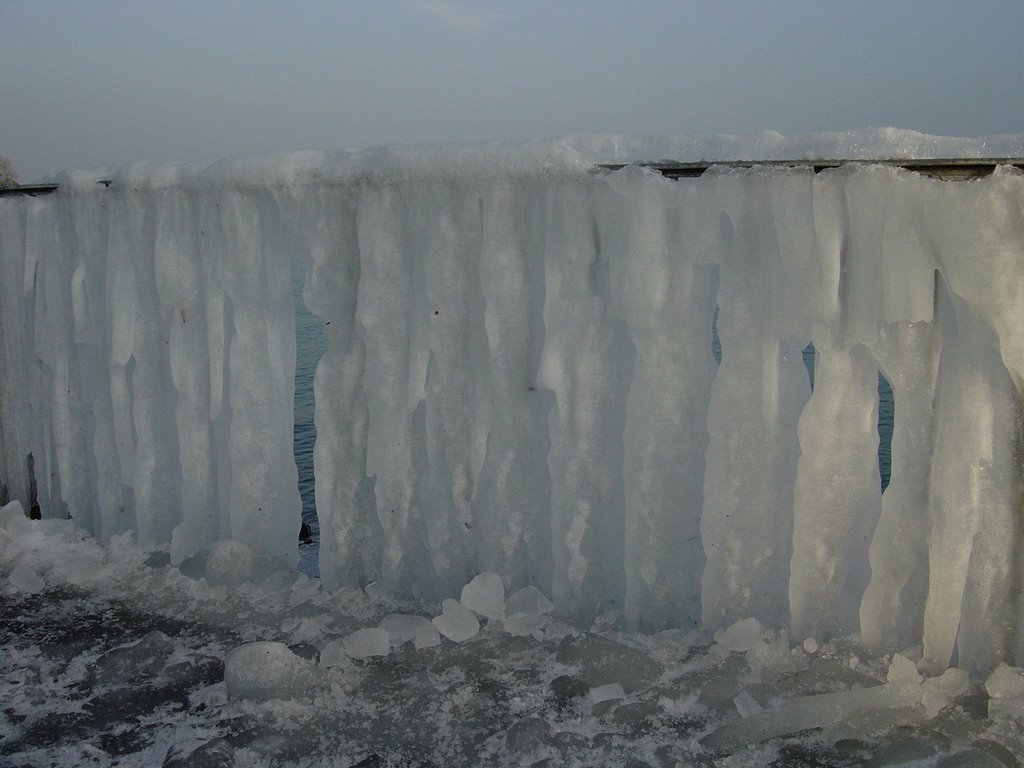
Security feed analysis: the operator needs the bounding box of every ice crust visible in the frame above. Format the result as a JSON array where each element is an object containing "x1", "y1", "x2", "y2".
[
  {"x1": 2, "y1": 505, "x2": 1023, "y2": 765},
  {"x1": 1, "y1": 131, "x2": 1023, "y2": 676}
]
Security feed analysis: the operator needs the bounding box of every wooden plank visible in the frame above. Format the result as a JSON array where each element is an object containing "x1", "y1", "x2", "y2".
[
  {"x1": 598, "y1": 158, "x2": 1024, "y2": 181},
  {"x1": 0, "y1": 183, "x2": 60, "y2": 197},
  {"x1": 0, "y1": 159, "x2": 1021, "y2": 197},
  {"x1": 0, "y1": 179, "x2": 111, "y2": 197}
]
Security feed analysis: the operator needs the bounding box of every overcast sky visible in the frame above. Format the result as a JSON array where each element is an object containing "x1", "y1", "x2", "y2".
[{"x1": 2, "y1": 0, "x2": 1022, "y2": 182}]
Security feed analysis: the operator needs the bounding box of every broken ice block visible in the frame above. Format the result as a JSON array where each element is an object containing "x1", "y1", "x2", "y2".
[
  {"x1": 702, "y1": 679, "x2": 923, "y2": 752},
  {"x1": 460, "y1": 572, "x2": 505, "y2": 620},
  {"x1": 590, "y1": 682, "x2": 625, "y2": 705},
  {"x1": 432, "y1": 598, "x2": 480, "y2": 642},
  {"x1": 343, "y1": 628, "x2": 391, "y2": 659},
  {"x1": 714, "y1": 617, "x2": 764, "y2": 653},
  {"x1": 379, "y1": 614, "x2": 434, "y2": 646},
  {"x1": 505, "y1": 585, "x2": 554, "y2": 616},
  {"x1": 922, "y1": 668, "x2": 968, "y2": 718},
  {"x1": 224, "y1": 642, "x2": 318, "y2": 701},
  {"x1": 985, "y1": 663, "x2": 1024, "y2": 721}
]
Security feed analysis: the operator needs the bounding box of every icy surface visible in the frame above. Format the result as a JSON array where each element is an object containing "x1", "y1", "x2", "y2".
[
  {"x1": 1, "y1": 509, "x2": 1024, "y2": 765},
  {"x1": 1, "y1": 131, "x2": 1023, "y2": 684}
]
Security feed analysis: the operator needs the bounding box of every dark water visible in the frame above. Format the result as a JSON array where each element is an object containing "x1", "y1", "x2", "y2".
[
  {"x1": 292, "y1": 266, "x2": 326, "y2": 575},
  {"x1": 292, "y1": 292, "x2": 895, "y2": 573}
]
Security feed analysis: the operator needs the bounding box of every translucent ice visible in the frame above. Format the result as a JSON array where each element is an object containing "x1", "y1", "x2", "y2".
[
  {"x1": 506, "y1": 585, "x2": 554, "y2": 616},
  {"x1": 376, "y1": 613, "x2": 441, "y2": 649},
  {"x1": 714, "y1": 618, "x2": 765, "y2": 653},
  {"x1": 343, "y1": 628, "x2": 391, "y2": 659},
  {"x1": 460, "y1": 572, "x2": 505, "y2": 620},
  {"x1": 985, "y1": 663, "x2": 1024, "y2": 721},
  {"x1": 702, "y1": 678, "x2": 923, "y2": 751},
  {"x1": 589, "y1": 682, "x2": 625, "y2": 705},
  {"x1": 432, "y1": 598, "x2": 480, "y2": 642},
  {"x1": 8, "y1": 563, "x2": 44, "y2": 594},
  {"x1": 224, "y1": 642, "x2": 318, "y2": 701}
]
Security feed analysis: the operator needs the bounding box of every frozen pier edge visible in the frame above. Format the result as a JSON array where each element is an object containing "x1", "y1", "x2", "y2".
[{"x1": 1, "y1": 131, "x2": 1022, "y2": 675}]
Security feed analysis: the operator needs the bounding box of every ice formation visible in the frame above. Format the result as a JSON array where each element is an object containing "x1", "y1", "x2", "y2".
[{"x1": 1, "y1": 131, "x2": 1022, "y2": 678}]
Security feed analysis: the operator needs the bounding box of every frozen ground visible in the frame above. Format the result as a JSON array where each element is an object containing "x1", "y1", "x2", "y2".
[{"x1": 2, "y1": 503, "x2": 1022, "y2": 768}]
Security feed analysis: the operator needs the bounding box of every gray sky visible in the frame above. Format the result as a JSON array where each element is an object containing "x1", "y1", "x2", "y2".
[{"x1": 2, "y1": 0, "x2": 1022, "y2": 182}]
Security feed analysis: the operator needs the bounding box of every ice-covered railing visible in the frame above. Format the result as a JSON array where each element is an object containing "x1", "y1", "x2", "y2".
[{"x1": 1, "y1": 131, "x2": 1022, "y2": 675}]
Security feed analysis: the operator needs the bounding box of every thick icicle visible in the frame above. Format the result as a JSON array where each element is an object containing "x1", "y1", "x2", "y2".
[
  {"x1": 294, "y1": 186, "x2": 381, "y2": 590},
  {"x1": 473, "y1": 178, "x2": 552, "y2": 593},
  {"x1": 539, "y1": 178, "x2": 628, "y2": 621},
  {"x1": 700, "y1": 170, "x2": 814, "y2": 630},
  {"x1": 355, "y1": 184, "x2": 429, "y2": 595},
  {"x1": 604, "y1": 169, "x2": 715, "y2": 630},
  {"x1": 859, "y1": 320, "x2": 941, "y2": 653},
  {"x1": 789, "y1": 343, "x2": 881, "y2": 640},
  {"x1": 922, "y1": 289, "x2": 1020, "y2": 674}
]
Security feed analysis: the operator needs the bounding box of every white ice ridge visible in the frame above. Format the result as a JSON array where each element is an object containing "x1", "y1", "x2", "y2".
[{"x1": 0, "y1": 131, "x2": 1022, "y2": 674}]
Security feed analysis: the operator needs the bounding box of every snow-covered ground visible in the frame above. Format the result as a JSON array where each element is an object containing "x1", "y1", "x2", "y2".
[{"x1": 3, "y1": 501, "x2": 1022, "y2": 768}]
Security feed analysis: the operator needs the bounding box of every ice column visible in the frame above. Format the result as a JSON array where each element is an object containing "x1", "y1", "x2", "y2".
[
  {"x1": 216, "y1": 188, "x2": 300, "y2": 564},
  {"x1": 472, "y1": 178, "x2": 552, "y2": 594},
  {"x1": 604, "y1": 169, "x2": 716, "y2": 630},
  {"x1": 292, "y1": 186, "x2": 381, "y2": 590},
  {"x1": 539, "y1": 178, "x2": 629, "y2": 620},
  {"x1": 700, "y1": 170, "x2": 815, "y2": 630},
  {"x1": 859, "y1": 320, "x2": 940, "y2": 652},
  {"x1": 922, "y1": 288, "x2": 1020, "y2": 674}
]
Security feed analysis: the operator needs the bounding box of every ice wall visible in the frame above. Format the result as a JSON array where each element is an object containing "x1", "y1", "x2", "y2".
[
  {"x1": 0, "y1": 165, "x2": 301, "y2": 566},
  {"x1": 1, "y1": 135, "x2": 1022, "y2": 674}
]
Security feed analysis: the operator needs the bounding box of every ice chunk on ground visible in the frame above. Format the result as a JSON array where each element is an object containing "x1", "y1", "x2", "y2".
[
  {"x1": 887, "y1": 653, "x2": 923, "y2": 683},
  {"x1": 223, "y1": 642, "x2": 318, "y2": 701},
  {"x1": 505, "y1": 585, "x2": 554, "y2": 616},
  {"x1": 319, "y1": 639, "x2": 348, "y2": 668},
  {"x1": 377, "y1": 613, "x2": 441, "y2": 649},
  {"x1": 733, "y1": 689, "x2": 763, "y2": 718},
  {"x1": 343, "y1": 628, "x2": 390, "y2": 659},
  {"x1": 460, "y1": 572, "x2": 505, "y2": 620},
  {"x1": 0, "y1": 500, "x2": 26, "y2": 527},
  {"x1": 379, "y1": 614, "x2": 434, "y2": 647},
  {"x1": 702, "y1": 679, "x2": 924, "y2": 752},
  {"x1": 590, "y1": 682, "x2": 625, "y2": 705},
  {"x1": 922, "y1": 667, "x2": 969, "y2": 717},
  {"x1": 714, "y1": 617, "x2": 764, "y2": 653},
  {"x1": 7, "y1": 564, "x2": 43, "y2": 594},
  {"x1": 986, "y1": 663, "x2": 1024, "y2": 721},
  {"x1": 432, "y1": 598, "x2": 480, "y2": 642},
  {"x1": 986, "y1": 663, "x2": 1024, "y2": 700},
  {"x1": 413, "y1": 622, "x2": 441, "y2": 649}
]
